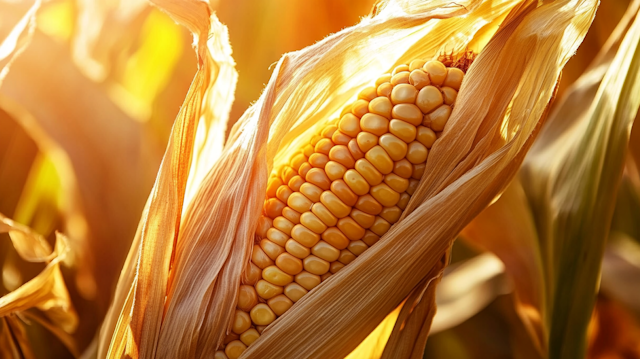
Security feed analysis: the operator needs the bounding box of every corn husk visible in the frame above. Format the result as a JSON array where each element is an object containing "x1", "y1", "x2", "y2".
[
  {"x1": 463, "y1": 1, "x2": 640, "y2": 357},
  {"x1": 101, "y1": 0, "x2": 598, "y2": 358},
  {"x1": 0, "y1": 0, "x2": 40, "y2": 86},
  {"x1": 0, "y1": 213, "x2": 78, "y2": 358}
]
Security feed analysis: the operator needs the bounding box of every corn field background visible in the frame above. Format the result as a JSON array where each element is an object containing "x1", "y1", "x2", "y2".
[{"x1": 0, "y1": 0, "x2": 639, "y2": 358}]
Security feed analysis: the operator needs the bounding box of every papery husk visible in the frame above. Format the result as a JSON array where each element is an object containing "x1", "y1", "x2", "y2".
[
  {"x1": 462, "y1": 0, "x2": 640, "y2": 357},
  {"x1": 0, "y1": 213, "x2": 78, "y2": 357},
  {"x1": 0, "y1": 0, "x2": 40, "y2": 86},
  {"x1": 519, "y1": 3, "x2": 640, "y2": 358},
  {"x1": 99, "y1": 0, "x2": 237, "y2": 358}
]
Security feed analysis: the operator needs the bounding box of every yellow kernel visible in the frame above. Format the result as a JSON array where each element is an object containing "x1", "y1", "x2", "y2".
[
  {"x1": 267, "y1": 177, "x2": 282, "y2": 198},
  {"x1": 397, "y1": 192, "x2": 410, "y2": 210},
  {"x1": 290, "y1": 154, "x2": 307, "y2": 171},
  {"x1": 412, "y1": 163, "x2": 426, "y2": 180},
  {"x1": 409, "y1": 69, "x2": 430, "y2": 89},
  {"x1": 256, "y1": 216, "x2": 272, "y2": 238},
  {"x1": 315, "y1": 138, "x2": 334, "y2": 155},
  {"x1": 281, "y1": 166, "x2": 296, "y2": 183},
  {"x1": 339, "y1": 250, "x2": 356, "y2": 265},
  {"x1": 225, "y1": 340, "x2": 246, "y2": 359},
  {"x1": 368, "y1": 96, "x2": 392, "y2": 118},
  {"x1": 243, "y1": 262, "x2": 261, "y2": 286},
  {"x1": 300, "y1": 182, "x2": 322, "y2": 202},
  {"x1": 331, "y1": 180, "x2": 358, "y2": 207},
  {"x1": 275, "y1": 252, "x2": 303, "y2": 275},
  {"x1": 362, "y1": 230, "x2": 380, "y2": 246},
  {"x1": 365, "y1": 146, "x2": 394, "y2": 174},
  {"x1": 390, "y1": 83, "x2": 418, "y2": 104},
  {"x1": 416, "y1": 85, "x2": 443, "y2": 114},
  {"x1": 390, "y1": 71, "x2": 410, "y2": 85},
  {"x1": 444, "y1": 67, "x2": 464, "y2": 90},
  {"x1": 264, "y1": 198, "x2": 285, "y2": 219},
  {"x1": 291, "y1": 224, "x2": 320, "y2": 247},
  {"x1": 379, "y1": 133, "x2": 408, "y2": 161},
  {"x1": 337, "y1": 217, "x2": 366, "y2": 240},
  {"x1": 267, "y1": 294, "x2": 293, "y2": 316},
  {"x1": 330, "y1": 261, "x2": 345, "y2": 273},
  {"x1": 298, "y1": 162, "x2": 312, "y2": 178},
  {"x1": 375, "y1": 74, "x2": 392, "y2": 86},
  {"x1": 416, "y1": 126, "x2": 437, "y2": 148},
  {"x1": 377, "y1": 82, "x2": 393, "y2": 97},
  {"x1": 287, "y1": 192, "x2": 313, "y2": 213},
  {"x1": 343, "y1": 169, "x2": 370, "y2": 196},
  {"x1": 406, "y1": 179, "x2": 419, "y2": 195},
  {"x1": 357, "y1": 132, "x2": 378, "y2": 153},
  {"x1": 237, "y1": 285, "x2": 258, "y2": 311},
  {"x1": 311, "y1": 203, "x2": 338, "y2": 227},
  {"x1": 380, "y1": 206, "x2": 402, "y2": 224},
  {"x1": 284, "y1": 282, "x2": 308, "y2": 302},
  {"x1": 303, "y1": 255, "x2": 330, "y2": 275},
  {"x1": 320, "y1": 190, "x2": 351, "y2": 218},
  {"x1": 348, "y1": 138, "x2": 364, "y2": 160},
  {"x1": 255, "y1": 279, "x2": 283, "y2": 299},
  {"x1": 370, "y1": 183, "x2": 400, "y2": 207},
  {"x1": 384, "y1": 173, "x2": 409, "y2": 193},
  {"x1": 352, "y1": 99, "x2": 370, "y2": 118},
  {"x1": 276, "y1": 185, "x2": 293, "y2": 203},
  {"x1": 252, "y1": 245, "x2": 274, "y2": 269},
  {"x1": 355, "y1": 194, "x2": 383, "y2": 215},
  {"x1": 370, "y1": 216, "x2": 391, "y2": 236},
  {"x1": 267, "y1": 226, "x2": 289, "y2": 246},
  {"x1": 332, "y1": 130, "x2": 351, "y2": 145},
  {"x1": 312, "y1": 241, "x2": 341, "y2": 262},
  {"x1": 393, "y1": 159, "x2": 413, "y2": 179},
  {"x1": 389, "y1": 119, "x2": 417, "y2": 143},
  {"x1": 300, "y1": 212, "x2": 327, "y2": 234},
  {"x1": 441, "y1": 86, "x2": 457, "y2": 105},
  {"x1": 429, "y1": 105, "x2": 452, "y2": 132},
  {"x1": 295, "y1": 271, "x2": 321, "y2": 290},
  {"x1": 309, "y1": 153, "x2": 329, "y2": 168},
  {"x1": 305, "y1": 168, "x2": 331, "y2": 190},
  {"x1": 322, "y1": 125, "x2": 337, "y2": 139},
  {"x1": 256, "y1": 325, "x2": 266, "y2": 334},
  {"x1": 285, "y1": 238, "x2": 310, "y2": 259},
  {"x1": 359, "y1": 86, "x2": 378, "y2": 101},
  {"x1": 423, "y1": 60, "x2": 447, "y2": 86},
  {"x1": 350, "y1": 208, "x2": 375, "y2": 228},
  {"x1": 325, "y1": 161, "x2": 347, "y2": 181},
  {"x1": 392, "y1": 64, "x2": 410, "y2": 75},
  {"x1": 348, "y1": 240, "x2": 369, "y2": 256},
  {"x1": 339, "y1": 113, "x2": 361, "y2": 137},
  {"x1": 406, "y1": 141, "x2": 428, "y2": 164},
  {"x1": 303, "y1": 144, "x2": 314, "y2": 158},
  {"x1": 282, "y1": 206, "x2": 301, "y2": 224},
  {"x1": 240, "y1": 328, "x2": 260, "y2": 346},
  {"x1": 263, "y1": 265, "x2": 293, "y2": 286},
  {"x1": 392, "y1": 104, "x2": 423, "y2": 126},
  {"x1": 354, "y1": 158, "x2": 383, "y2": 186},
  {"x1": 250, "y1": 303, "x2": 276, "y2": 326},
  {"x1": 329, "y1": 145, "x2": 356, "y2": 168},
  {"x1": 360, "y1": 113, "x2": 389, "y2": 136},
  {"x1": 261, "y1": 239, "x2": 285, "y2": 260},
  {"x1": 232, "y1": 310, "x2": 252, "y2": 334},
  {"x1": 321, "y1": 272, "x2": 332, "y2": 281},
  {"x1": 321, "y1": 227, "x2": 350, "y2": 250},
  {"x1": 409, "y1": 59, "x2": 426, "y2": 71}
]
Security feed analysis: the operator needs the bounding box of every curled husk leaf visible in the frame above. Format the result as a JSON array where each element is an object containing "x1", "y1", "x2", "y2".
[{"x1": 103, "y1": 0, "x2": 597, "y2": 358}]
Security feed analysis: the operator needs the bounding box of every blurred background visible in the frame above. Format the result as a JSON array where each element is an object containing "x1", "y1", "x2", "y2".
[{"x1": 0, "y1": 0, "x2": 638, "y2": 358}]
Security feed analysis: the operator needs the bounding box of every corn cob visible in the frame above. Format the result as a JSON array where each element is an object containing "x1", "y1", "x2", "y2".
[{"x1": 216, "y1": 57, "x2": 468, "y2": 359}]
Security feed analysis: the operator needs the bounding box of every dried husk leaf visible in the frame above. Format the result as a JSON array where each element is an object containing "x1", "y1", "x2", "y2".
[
  {"x1": 0, "y1": 213, "x2": 78, "y2": 357},
  {"x1": 519, "y1": 5, "x2": 640, "y2": 358},
  {"x1": 0, "y1": 0, "x2": 40, "y2": 86},
  {"x1": 99, "y1": 0, "x2": 237, "y2": 358}
]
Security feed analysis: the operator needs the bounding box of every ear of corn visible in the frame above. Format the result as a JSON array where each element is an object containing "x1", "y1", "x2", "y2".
[{"x1": 216, "y1": 57, "x2": 469, "y2": 358}]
